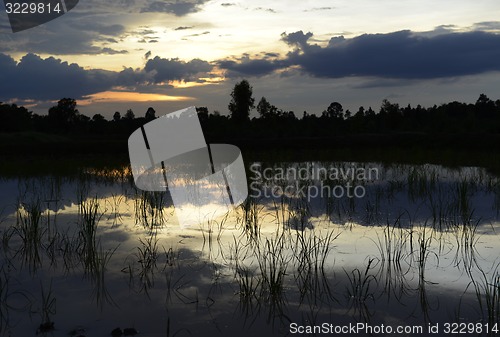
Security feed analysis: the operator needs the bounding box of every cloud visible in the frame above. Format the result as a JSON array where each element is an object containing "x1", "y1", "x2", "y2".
[
  {"x1": 0, "y1": 53, "x2": 214, "y2": 101},
  {"x1": 286, "y1": 30, "x2": 500, "y2": 79},
  {"x1": 0, "y1": 53, "x2": 117, "y2": 100},
  {"x1": 218, "y1": 57, "x2": 286, "y2": 77},
  {"x1": 2, "y1": 14, "x2": 128, "y2": 55},
  {"x1": 472, "y1": 21, "x2": 500, "y2": 32},
  {"x1": 304, "y1": 7, "x2": 334, "y2": 12},
  {"x1": 281, "y1": 30, "x2": 314, "y2": 50},
  {"x1": 140, "y1": 0, "x2": 208, "y2": 16},
  {"x1": 254, "y1": 7, "x2": 276, "y2": 13},
  {"x1": 184, "y1": 31, "x2": 210, "y2": 37},
  {"x1": 219, "y1": 29, "x2": 500, "y2": 80},
  {"x1": 145, "y1": 56, "x2": 213, "y2": 82},
  {"x1": 72, "y1": 23, "x2": 126, "y2": 36}
]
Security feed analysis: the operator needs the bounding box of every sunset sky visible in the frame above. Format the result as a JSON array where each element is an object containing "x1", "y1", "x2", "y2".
[{"x1": 1, "y1": 0, "x2": 500, "y2": 119}]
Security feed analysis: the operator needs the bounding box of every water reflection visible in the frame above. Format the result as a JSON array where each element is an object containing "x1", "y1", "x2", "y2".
[{"x1": 0, "y1": 162, "x2": 499, "y2": 336}]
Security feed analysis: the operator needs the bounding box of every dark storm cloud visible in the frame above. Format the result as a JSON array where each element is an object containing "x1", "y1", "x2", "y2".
[
  {"x1": 144, "y1": 56, "x2": 213, "y2": 82},
  {"x1": 219, "y1": 29, "x2": 500, "y2": 80},
  {"x1": 286, "y1": 30, "x2": 500, "y2": 79},
  {"x1": 140, "y1": 0, "x2": 208, "y2": 16},
  {"x1": 281, "y1": 31, "x2": 314, "y2": 50},
  {"x1": 0, "y1": 53, "x2": 117, "y2": 100},
  {"x1": 0, "y1": 53, "x2": 213, "y2": 101},
  {"x1": 218, "y1": 58, "x2": 286, "y2": 77}
]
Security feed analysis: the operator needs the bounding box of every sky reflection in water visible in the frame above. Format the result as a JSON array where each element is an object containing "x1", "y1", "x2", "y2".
[{"x1": 0, "y1": 162, "x2": 499, "y2": 336}]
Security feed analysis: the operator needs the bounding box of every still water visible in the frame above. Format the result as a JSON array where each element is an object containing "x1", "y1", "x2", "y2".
[{"x1": 0, "y1": 161, "x2": 499, "y2": 336}]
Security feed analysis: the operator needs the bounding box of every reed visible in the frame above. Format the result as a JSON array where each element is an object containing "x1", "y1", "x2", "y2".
[
  {"x1": 292, "y1": 229, "x2": 338, "y2": 304},
  {"x1": 91, "y1": 243, "x2": 118, "y2": 309},
  {"x1": 470, "y1": 263, "x2": 500, "y2": 327},
  {"x1": 78, "y1": 196, "x2": 101, "y2": 274},
  {"x1": 134, "y1": 190, "x2": 167, "y2": 231},
  {"x1": 345, "y1": 258, "x2": 377, "y2": 304},
  {"x1": 235, "y1": 266, "x2": 260, "y2": 302},
  {"x1": 38, "y1": 281, "x2": 56, "y2": 333},
  {"x1": 240, "y1": 196, "x2": 263, "y2": 238},
  {"x1": 14, "y1": 199, "x2": 44, "y2": 271},
  {"x1": 0, "y1": 266, "x2": 10, "y2": 335},
  {"x1": 256, "y1": 233, "x2": 289, "y2": 303}
]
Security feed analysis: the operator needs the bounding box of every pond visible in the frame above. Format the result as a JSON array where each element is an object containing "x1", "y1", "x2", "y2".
[{"x1": 0, "y1": 160, "x2": 499, "y2": 336}]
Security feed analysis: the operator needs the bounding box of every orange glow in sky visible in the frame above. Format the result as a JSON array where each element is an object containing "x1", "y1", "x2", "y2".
[{"x1": 79, "y1": 91, "x2": 195, "y2": 106}]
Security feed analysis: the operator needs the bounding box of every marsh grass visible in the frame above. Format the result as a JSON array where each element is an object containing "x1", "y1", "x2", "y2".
[
  {"x1": 345, "y1": 258, "x2": 377, "y2": 303},
  {"x1": 414, "y1": 226, "x2": 440, "y2": 323},
  {"x1": 415, "y1": 226, "x2": 439, "y2": 282},
  {"x1": 286, "y1": 197, "x2": 313, "y2": 231},
  {"x1": 257, "y1": 233, "x2": 290, "y2": 303},
  {"x1": 407, "y1": 165, "x2": 438, "y2": 201},
  {"x1": 133, "y1": 232, "x2": 161, "y2": 295},
  {"x1": 292, "y1": 229, "x2": 338, "y2": 304},
  {"x1": 235, "y1": 266, "x2": 260, "y2": 302},
  {"x1": 453, "y1": 218, "x2": 481, "y2": 277},
  {"x1": 32, "y1": 280, "x2": 57, "y2": 334},
  {"x1": 134, "y1": 190, "x2": 167, "y2": 230},
  {"x1": 14, "y1": 199, "x2": 44, "y2": 271},
  {"x1": 373, "y1": 217, "x2": 413, "y2": 301},
  {"x1": 78, "y1": 196, "x2": 102, "y2": 275},
  {"x1": 200, "y1": 214, "x2": 229, "y2": 260},
  {"x1": 0, "y1": 265, "x2": 33, "y2": 336},
  {"x1": 0, "y1": 266, "x2": 11, "y2": 335},
  {"x1": 126, "y1": 230, "x2": 178, "y2": 298},
  {"x1": 240, "y1": 196, "x2": 263, "y2": 238},
  {"x1": 91, "y1": 243, "x2": 118, "y2": 309},
  {"x1": 344, "y1": 258, "x2": 378, "y2": 323},
  {"x1": 77, "y1": 195, "x2": 119, "y2": 308},
  {"x1": 106, "y1": 193, "x2": 125, "y2": 227},
  {"x1": 470, "y1": 263, "x2": 500, "y2": 328}
]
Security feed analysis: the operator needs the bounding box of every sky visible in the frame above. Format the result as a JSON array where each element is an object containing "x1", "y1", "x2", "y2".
[{"x1": 1, "y1": 0, "x2": 500, "y2": 119}]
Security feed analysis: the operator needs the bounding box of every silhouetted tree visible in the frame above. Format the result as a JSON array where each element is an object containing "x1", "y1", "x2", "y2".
[
  {"x1": 92, "y1": 114, "x2": 105, "y2": 122},
  {"x1": 48, "y1": 98, "x2": 79, "y2": 131},
  {"x1": 323, "y1": 102, "x2": 343, "y2": 119},
  {"x1": 124, "y1": 109, "x2": 135, "y2": 120},
  {"x1": 113, "y1": 111, "x2": 121, "y2": 121},
  {"x1": 196, "y1": 106, "x2": 209, "y2": 122},
  {"x1": 229, "y1": 80, "x2": 254, "y2": 122},
  {"x1": 475, "y1": 93, "x2": 495, "y2": 120},
  {"x1": 0, "y1": 103, "x2": 32, "y2": 132},
  {"x1": 257, "y1": 97, "x2": 278, "y2": 119},
  {"x1": 379, "y1": 99, "x2": 402, "y2": 130},
  {"x1": 145, "y1": 107, "x2": 156, "y2": 121}
]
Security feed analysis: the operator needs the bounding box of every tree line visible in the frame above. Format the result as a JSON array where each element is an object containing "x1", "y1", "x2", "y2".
[{"x1": 1, "y1": 80, "x2": 500, "y2": 142}]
